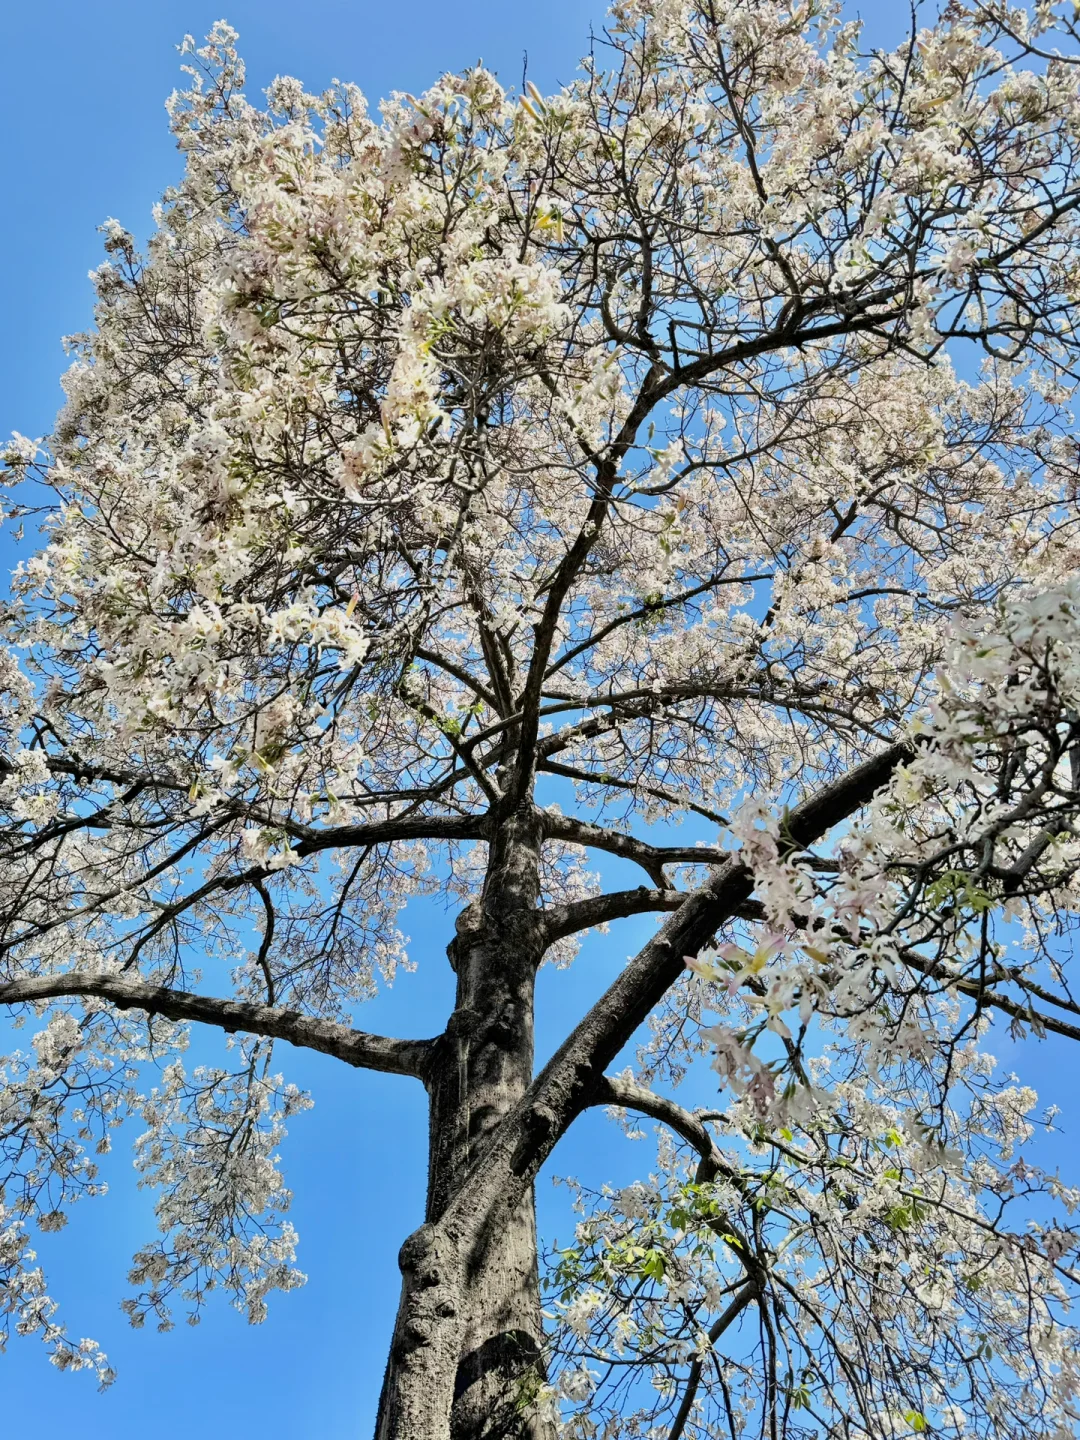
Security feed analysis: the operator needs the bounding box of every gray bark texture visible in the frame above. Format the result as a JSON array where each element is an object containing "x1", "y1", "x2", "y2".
[
  {"x1": 372, "y1": 746, "x2": 909, "y2": 1440},
  {"x1": 376, "y1": 806, "x2": 557, "y2": 1440}
]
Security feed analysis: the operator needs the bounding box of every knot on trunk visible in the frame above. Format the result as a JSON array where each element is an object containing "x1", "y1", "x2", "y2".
[
  {"x1": 448, "y1": 899, "x2": 486, "y2": 972},
  {"x1": 398, "y1": 1222, "x2": 459, "y2": 1290}
]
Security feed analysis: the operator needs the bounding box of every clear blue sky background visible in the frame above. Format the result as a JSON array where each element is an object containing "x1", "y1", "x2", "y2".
[{"x1": 0, "y1": 3, "x2": 1071, "y2": 1437}]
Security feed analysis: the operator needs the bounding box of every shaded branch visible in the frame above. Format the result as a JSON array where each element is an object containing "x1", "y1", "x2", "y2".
[
  {"x1": 900, "y1": 947, "x2": 1080, "y2": 1046},
  {"x1": 666, "y1": 1284, "x2": 758, "y2": 1440},
  {"x1": 1, "y1": 810, "x2": 491, "y2": 965},
  {"x1": 539, "y1": 759, "x2": 731, "y2": 828},
  {"x1": 0, "y1": 973, "x2": 434, "y2": 1079},
  {"x1": 590, "y1": 1073, "x2": 761, "y2": 1440},
  {"x1": 542, "y1": 887, "x2": 686, "y2": 944},
  {"x1": 413, "y1": 646, "x2": 501, "y2": 714},
  {"x1": 542, "y1": 810, "x2": 726, "y2": 886},
  {"x1": 0, "y1": 750, "x2": 185, "y2": 792},
  {"x1": 593, "y1": 1073, "x2": 724, "y2": 1175}
]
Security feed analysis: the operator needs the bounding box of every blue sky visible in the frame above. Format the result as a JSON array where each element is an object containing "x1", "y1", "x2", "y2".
[{"x1": 0, "y1": 3, "x2": 1073, "y2": 1436}]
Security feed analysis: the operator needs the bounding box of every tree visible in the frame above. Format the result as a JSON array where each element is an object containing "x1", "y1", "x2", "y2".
[{"x1": 5, "y1": 0, "x2": 1080, "y2": 1435}]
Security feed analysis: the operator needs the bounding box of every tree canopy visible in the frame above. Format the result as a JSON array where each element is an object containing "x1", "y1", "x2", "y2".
[{"x1": 5, "y1": 2, "x2": 1080, "y2": 1437}]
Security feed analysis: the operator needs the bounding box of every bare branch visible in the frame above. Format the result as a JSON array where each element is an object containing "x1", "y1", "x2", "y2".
[
  {"x1": 542, "y1": 811, "x2": 727, "y2": 886},
  {"x1": 0, "y1": 973, "x2": 434, "y2": 1079},
  {"x1": 593, "y1": 1073, "x2": 722, "y2": 1172},
  {"x1": 666, "y1": 1285, "x2": 758, "y2": 1440},
  {"x1": 542, "y1": 887, "x2": 686, "y2": 943}
]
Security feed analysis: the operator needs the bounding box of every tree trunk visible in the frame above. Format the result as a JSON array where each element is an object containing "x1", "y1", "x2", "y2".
[{"x1": 375, "y1": 806, "x2": 557, "y2": 1440}]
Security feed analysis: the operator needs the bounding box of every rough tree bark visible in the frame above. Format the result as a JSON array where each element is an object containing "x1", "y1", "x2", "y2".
[{"x1": 377, "y1": 804, "x2": 556, "y2": 1440}]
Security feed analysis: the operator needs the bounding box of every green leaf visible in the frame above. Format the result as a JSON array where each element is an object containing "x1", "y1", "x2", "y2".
[{"x1": 639, "y1": 1248, "x2": 667, "y2": 1283}]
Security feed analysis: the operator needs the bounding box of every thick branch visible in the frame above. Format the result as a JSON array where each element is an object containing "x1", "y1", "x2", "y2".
[
  {"x1": 511, "y1": 454, "x2": 624, "y2": 805},
  {"x1": 0, "y1": 750, "x2": 186, "y2": 792},
  {"x1": 543, "y1": 887, "x2": 767, "y2": 944},
  {"x1": 542, "y1": 887, "x2": 686, "y2": 943},
  {"x1": 282, "y1": 811, "x2": 490, "y2": 856},
  {"x1": 593, "y1": 1073, "x2": 722, "y2": 1171},
  {"x1": 542, "y1": 811, "x2": 726, "y2": 886},
  {"x1": 0, "y1": 973, "x2": 433, "y2": 1079}
]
